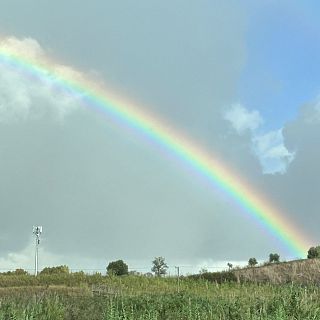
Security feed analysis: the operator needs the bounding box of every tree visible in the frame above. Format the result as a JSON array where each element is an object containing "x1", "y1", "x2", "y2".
[
  {"x1": 128, "y1": 270, "x2": 141, "y2": 276},
  {"x1": 269, "y1": 253, "x2": 280, "y2": 263},
  {"x1": 248, "y1": 257, "x2": 258, "y2": 267},
  {"x1": 307, "y1": 246, "x2": 320, "y2": 259},
  {"x1": 151, "y1": 257, "x2": 168, "y2": 277},
  {"x1": 107, "y1": 260, "x2": 128, "y2": 276},
  {"x1": 14, "y1": 268, "x2": 28, "y2": 275},
  {"x1": 227, "y1": 263, "x2": 233, "y2": 271},
  {"x1": 199, "y1": 268, "x2": 208, "y2": 275},
  {"x1": 40, "y1": 265, "x2": 69, "y2": 275},
  {"x1": 2, "y1": 268, "x2": 28, "y2": 276}
]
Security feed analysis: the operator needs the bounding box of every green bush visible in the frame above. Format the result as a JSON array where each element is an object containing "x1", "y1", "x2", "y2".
[
  {"x1": 40, "y1": 265, "x2": 69, "y2": 275},
  {"x1": 107, "y1": 260, "x2": 128, "y2": 276},
  {"x1": 1, "y1": 269, "x2": 29, "y2": 276},
  {"x1": 188, "y1": 270, "x2": 237, "y2": 283}
]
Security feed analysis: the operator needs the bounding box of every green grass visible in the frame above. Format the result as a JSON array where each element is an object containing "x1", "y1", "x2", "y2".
[{"x1": 0, "y1": 274, "x2": 320, "y2": 319}]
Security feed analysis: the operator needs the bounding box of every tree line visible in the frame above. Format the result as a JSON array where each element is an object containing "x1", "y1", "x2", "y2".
[
  {"x1": 1, "y1": 245, "x2": 320, "y2": 276},
  {"x1": 106, "y1": 256, "x2": 168, "y2": 277},
  {"x1": 241, "y1": 245, "x2": 320, "y2": 269}
]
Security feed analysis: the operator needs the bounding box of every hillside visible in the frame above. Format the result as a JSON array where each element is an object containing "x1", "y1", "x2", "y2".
[{"x1": 233, "y1": 258, "x2": 320, "y2": 284}]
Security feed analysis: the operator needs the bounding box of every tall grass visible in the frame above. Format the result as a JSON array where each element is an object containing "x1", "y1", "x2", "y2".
[{"x1": 0, "y1": 274, "x2": 320, "y2": 319}]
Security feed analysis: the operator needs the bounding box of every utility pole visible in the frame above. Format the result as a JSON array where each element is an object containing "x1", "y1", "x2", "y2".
[
  {"x1": 33, "y1": 226, "x2": 42, "y2": 276},
  {"x1": 175, "y1": 266, "x2": 180, "y2": 293}
]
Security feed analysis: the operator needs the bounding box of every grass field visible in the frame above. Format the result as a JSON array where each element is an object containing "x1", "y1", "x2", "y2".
[{"x1": 0, "y1": 273, "x2": 320, "y2": 319}]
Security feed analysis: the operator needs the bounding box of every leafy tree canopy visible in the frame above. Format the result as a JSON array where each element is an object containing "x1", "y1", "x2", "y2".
[
  {"x1": 151, "y1": 257, "x2": 168, "y2": 277},
  {"x1": 248, "y1": 257, "x2": 258, "y2": 267},
  {"x1": 307, "y1": 246, "x2": 320, "y2": 259},
  {"x1": 269, "y1": 253, "x2": 280, "y2": 263},
  {"x1": 107, "y1": 260, "x2": 128, "y2": 276}
]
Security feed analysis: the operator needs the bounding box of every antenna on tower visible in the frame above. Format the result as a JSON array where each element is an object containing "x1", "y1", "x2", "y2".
[{"x1": 32, "y1": 226, "x2": 42, "y2": 276}]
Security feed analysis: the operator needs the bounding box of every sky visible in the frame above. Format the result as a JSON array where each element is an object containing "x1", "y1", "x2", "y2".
[{"x1": 0, "y1": 0, "x2": 319, "y2": 274}]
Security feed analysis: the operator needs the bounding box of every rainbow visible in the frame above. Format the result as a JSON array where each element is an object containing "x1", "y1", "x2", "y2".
[{"x1": 0, "y1": 41, "x2": 312, "y2": 257}]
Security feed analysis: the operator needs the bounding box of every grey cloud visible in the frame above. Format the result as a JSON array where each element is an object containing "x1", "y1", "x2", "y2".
[
  {"x1": 221, "y1": 99, "x2": 320, "y2": 253},
  {"x1": 223, "y1": 103, "x2": 294, "y2": 175},
  {"x1": 255, "y1": 101, "x2": 320, "y2": 248},
  {"x1": 0, "y1": 1, "x2": 247, "y2": 138},
  {"x1": 0, "y1": 110, "x2": 265, "y2": 261},
  {"x1": 0, "y1": 2, "x2": 293, "y2": 267}
]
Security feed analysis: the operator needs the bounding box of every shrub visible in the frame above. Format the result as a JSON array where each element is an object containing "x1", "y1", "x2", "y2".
[
  {"x1": 188, "y1": 270, "x2": 237, "y2": 283},
  {"x1": 40, "y1": 265, "x2": 69, "y2": 275}
]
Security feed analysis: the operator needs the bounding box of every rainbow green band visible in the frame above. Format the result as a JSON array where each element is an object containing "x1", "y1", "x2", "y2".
[{"x1": 0, "y1": 48, "x2": 311, "y2": 258}]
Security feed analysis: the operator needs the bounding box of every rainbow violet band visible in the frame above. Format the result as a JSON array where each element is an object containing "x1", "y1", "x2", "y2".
[{"x1": 0, "y1": 48, "x2": 311, "y2": 258}]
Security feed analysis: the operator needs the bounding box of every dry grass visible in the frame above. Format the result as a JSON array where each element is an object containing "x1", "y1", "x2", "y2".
[{"x1": 234, "y1": 258, "x2": 320, "y2": 284}]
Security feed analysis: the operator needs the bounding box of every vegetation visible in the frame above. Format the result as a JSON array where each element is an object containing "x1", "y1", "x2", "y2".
[
  {"x1": 1, "y1": 247, "x2": 320, "y2": 318},
  {"x1": 40, "y1": 265, "x2": 69, "y2": 275},
  {"x1": 269, "y1": 253, "x2": 280, "y2": 263},
  {"x1": 151, "y1": 256, "x2": 168, "y2": 277},
  {"x1": 307, "y1": 246, "x2": 320, "y2": 259},
  {"x1": 0, "y1": 273, "x2": 319, "y2": 319},
  {"x1": 1, "y1": 268, "x2": 28, "y2": 276},
  {"x1": 248, "y1": 257, "x2": 258, "y2": 267},
  {"x1": 234, "y1": 258, "x2": 320, "y2": 284},
  {"x1": 189, "y1": 270, "x2": 237, "y2": 283},
  {"x1": 106, "y1": 260, "x2": 128, "y2": 276}
]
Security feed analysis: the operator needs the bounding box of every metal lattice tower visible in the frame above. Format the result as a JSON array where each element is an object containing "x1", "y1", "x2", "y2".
[{"x1": 32, "y1": 226, "x2": 42, "y2": 276}]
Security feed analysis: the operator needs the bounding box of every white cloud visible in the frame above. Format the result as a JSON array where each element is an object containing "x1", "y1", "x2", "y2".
[
  {"x1": 192, "y1": 259, "x2": 248, "y2": 274},
  {"x1": 0, "y1": 240, "x2": 63, "y2": 272},
  {"x1": 0, "y1": 37, "x2": 85, "y2": 122},
  {"x1": 0, "y1": 239, "x2": 109, "y2": 273},
  {"x1": 253, "y1": 129, "x2": 295, "y2": 174},
  {"x1": 0, "y1": 37, "x2": 45, "y2": 60},
  {"x1": 224, "y1": 104, "x2": 295, "y2": 174},
  {"x1": 224, "y1": 103, "x2": 263, "y2": 134}
]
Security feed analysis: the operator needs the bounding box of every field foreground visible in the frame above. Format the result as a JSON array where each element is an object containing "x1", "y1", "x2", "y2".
[{"x1": 0, "y1": 274, "x2": 320, "y2": 319}]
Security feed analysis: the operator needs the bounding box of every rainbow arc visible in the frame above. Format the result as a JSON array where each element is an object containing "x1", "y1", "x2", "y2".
[{"x1": 0, "y1": 44, "x2": 312, "y2": 257}]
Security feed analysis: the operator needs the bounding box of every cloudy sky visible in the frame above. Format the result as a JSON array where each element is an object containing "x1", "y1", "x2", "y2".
[{"x1": 0, "y1": 0, "x2": 319, "y2": 273}]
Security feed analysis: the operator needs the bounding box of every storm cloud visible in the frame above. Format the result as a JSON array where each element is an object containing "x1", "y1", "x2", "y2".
[{"x1": 0, "y1": 1, "x2": 318, "y2": 271}]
